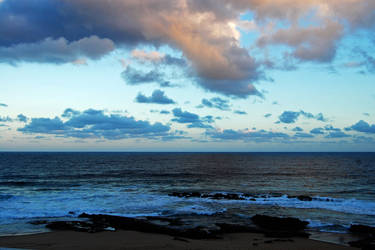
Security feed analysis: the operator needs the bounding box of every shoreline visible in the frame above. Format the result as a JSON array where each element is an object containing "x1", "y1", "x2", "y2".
[{"x1": 0, "y1": 230, "x2": 356, "y2": 250}]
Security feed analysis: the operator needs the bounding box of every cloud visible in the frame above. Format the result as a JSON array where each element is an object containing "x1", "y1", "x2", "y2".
[
  {"x1": 325, "y1": 131, "x2": 350, "y2": 138},
  {"x1": 17, "y1": 114, "x2": 27, "y2": 122},
  {"x1": 278, "y1": 110, "x2": 328, "y2": 124},
  {"x1": 346, "y1": 120, "x2": 375, "y2": 134},
  {"x1": 131, "y1": 49, "x2": 186, "y2": 67},
  {"x1": 310, "y1": 127, "x2": 325, "y2": 135},
  {"x1": 62, "y1": 108, "x2": 80, "y2": 118},
  {"x1": 19, "y1": 108, "x2": 172, "y2": 140},
  {"x1": 0, "y1": 116, "x2": 12, "y2": 122},
  {"x1": 363, "y1": 113, "x2": 370, "y2": 116},
  {"x1": 0, "y1": 0, "x2": 262, "y2": 97},
  {"x1": 294, "y1": 132, "x2": 314, "y2": 138},
  {"x1": 1, "y1": 0, "x2": 374, "y2": 97},
  {"x1": 135, "y1": 90, "x2": 175, "y2": 104},
  {"x1": 172, "y1": 108, "x2": 213, "y2": 129},
  {"x1": 264, "y1": 113, "x2": 272, "y2": 118},
  {"x1": 0, "y1": 103, "x2": 7, "y2": 107},
  {"x1": 233, "y1": 110, "x2": 247, "y2": 115},
  {"x1": 292, "y1": 127, "x2": 303, "y2": 132},
  {"x1": 324, "y1": 125, "x2": 341, "y2": 132},
  {"x1": 160, "y1": 110, "x2": 170, "y2": 114},
  {"x1": 206, "y1": 129, "x2": 290, "y2": 142},
  {"x1": 0, "y1": 36, "x2": 115, "y2": 64},
  {"x1": 197, "y1": 97, "x2": 230, "y2": 111}
]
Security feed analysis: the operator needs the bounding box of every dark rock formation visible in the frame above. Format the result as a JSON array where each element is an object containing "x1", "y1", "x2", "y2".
[{"x1": 251, "y1": 214, "x2": 309, "y2": 238}]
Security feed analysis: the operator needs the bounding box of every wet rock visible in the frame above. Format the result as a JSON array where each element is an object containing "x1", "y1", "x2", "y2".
[
  {"x1": 216, "y1": 223, "x2": 260, "y2": 234},
  {"x1": 251, "y1": 214, "x2": 309, "y2": 238},
  {"x1": 77, "y1": 213, "x2": 220, "y2": 239},
  {"x1": 46, "y1": 221, "x2": 105, "y2": 233},
  {"x1": 287, "y1": 195, "x2": 313, "y2": 201},
  {"x1": 348, "y1": 238, "x2": 375, "y2": 250},
  {"x1": 349, "y1": 225, "x2": 375, "y2": 236},
  {"x1": 29, "y1": 220, "x2": 48, "y2": 225},
  {"x1": 296, "y1": 195, "x2": 313, "y2": 201}
]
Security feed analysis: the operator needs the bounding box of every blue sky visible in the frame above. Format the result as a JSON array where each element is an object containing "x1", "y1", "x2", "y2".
[{"x1": 0, "y1": 0, "x2": 375, "y2": 151}]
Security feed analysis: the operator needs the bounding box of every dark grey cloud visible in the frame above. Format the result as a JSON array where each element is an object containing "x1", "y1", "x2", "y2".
[
  {"x1": 198, "y1": 97, "x2": 230, "y2": 111},
  {"x1": 346, "y1": 120, "x2": 375, "y2": 134},
  {"x1": 0, "y1": 103, "x2": 7, "y2": 107},
  {"x1": 17, "y1": 114, "x2": 28, "y2": 123},
  {"x1": 278, "y1": 110, "x2": 328, "y2": 124},
  {"x1": 135, "y1": 90, "x2": 175, "y2": 104},
  {"x1": 160, "y1": 110, "x2": 170, "y2": 114},
  {"x1": 19, "y1": 108, "x2": 172, "y2": 140},
  {"x1": 233, "y1": 110, "x2": 247, "y2": 115},
  {"x1": 172, "y1": 108, "x2": 213, "y2": 129}
]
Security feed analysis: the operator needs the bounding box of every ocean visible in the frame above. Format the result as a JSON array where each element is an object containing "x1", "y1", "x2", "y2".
[{"x1": 0, "y1": 152, "x2": 374, "y2": 236}]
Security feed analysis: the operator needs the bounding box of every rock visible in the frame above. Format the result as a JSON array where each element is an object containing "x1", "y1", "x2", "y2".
[
  {"x1": 288, "y1": 195, "x2": 313, "y2": 201},
  {"x1": 251, "y1": 214, "x2": 309, "y2": 231},
  {"x1": 216, "y1": 223, "x2": 260, "y2": 234},
  {"x1": 46, "y1": 221, "x2": 104, "y2": 233},
  {"x1": 76, "y1": 213, "x2": 220, "y2": 239},
  {"x1": 29, "y1": 220, "x2": 48, "y2": 225},
  {"x1": 297, "y1": 195, "x2": 313, "y2": 201},
  {"x1": 349, "y1": 224, "x2": 375, "y2": 236},
  {"x1": 348, "y1": 238, "x2": 375, "y2": 250}
]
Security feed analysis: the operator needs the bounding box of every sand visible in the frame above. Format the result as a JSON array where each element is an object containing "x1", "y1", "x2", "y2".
[{"x1": 0, "y1": 230, "x2": 356, "y2": 250}]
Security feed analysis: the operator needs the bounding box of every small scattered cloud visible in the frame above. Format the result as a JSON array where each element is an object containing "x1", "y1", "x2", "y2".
[
  {"x1": 233, "y1": 110, "x2": 247, "y2": 115},
  {"x1": 346, "y1": 120, "x2": 375, "y2": 134},
  {"x1": 197, "y1": 97, "x2": 230, "y2": 111},
  {"x1": 363, "y1": 112, "x2": 370, "y2": 116},
  {"x1": 0, "y1": 103, "x2": 7, "y2": 107},
  {"x1": 278, "y1": 110, "x2": 327, "y2": 124},
  {"x1": 135, "y1": 90, "x2": 175, "y2": 104},
  {"x1": 292, "y1": 127, "x2": 303, "y2": 132},
  {"x1": 17, "y1": 114, "x2": 28, "y2": 122},
  {"x1": 160, "y1": 110, "x2": 170, "y2": 114},
  {"x1": 172, "y1": 108, "x2": 213, "y2": 129},
  {"x1": 324, "y1": 125, "x2": 341, "y2": 132},
  {"x1": 264, "y1": 113, "x2": 272, "y2": 118},
  {"x1": 0, "y1": 116, "x2": 12, "y2": 122},
  {"x1": 325, "y1": 131, "x2": 350, "y2": 138},
  {"x1": 310, "y1": 127, "x2": 325, "y2": 135}
]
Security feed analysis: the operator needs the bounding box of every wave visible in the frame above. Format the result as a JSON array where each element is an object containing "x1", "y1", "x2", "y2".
[{"x1": 170, "y1": 192, "x2": 375, "y2": 216}]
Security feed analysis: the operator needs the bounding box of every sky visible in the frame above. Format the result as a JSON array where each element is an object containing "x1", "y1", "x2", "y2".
[{"x1": 0, "y1": 0, "x2": 375, "y2": 152}]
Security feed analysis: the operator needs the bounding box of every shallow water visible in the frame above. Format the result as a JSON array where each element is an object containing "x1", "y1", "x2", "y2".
[{"x1": 0, "y1": 152, "x2": 374, "y2": 235}]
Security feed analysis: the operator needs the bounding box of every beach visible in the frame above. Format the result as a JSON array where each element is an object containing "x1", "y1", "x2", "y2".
[{"x1": 0, "y1": 230, "x2": 356, "y2": 250}]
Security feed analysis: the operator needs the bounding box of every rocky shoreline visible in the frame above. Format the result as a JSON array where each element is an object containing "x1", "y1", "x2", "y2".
[{"x1": 25, "y1": 211, "x2": 374, "y2": 249}]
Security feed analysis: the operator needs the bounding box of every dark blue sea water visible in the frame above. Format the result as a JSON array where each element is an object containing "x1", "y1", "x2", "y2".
[{"x1": 0, "y1": 152, "x2": 374, "y2": 235}]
